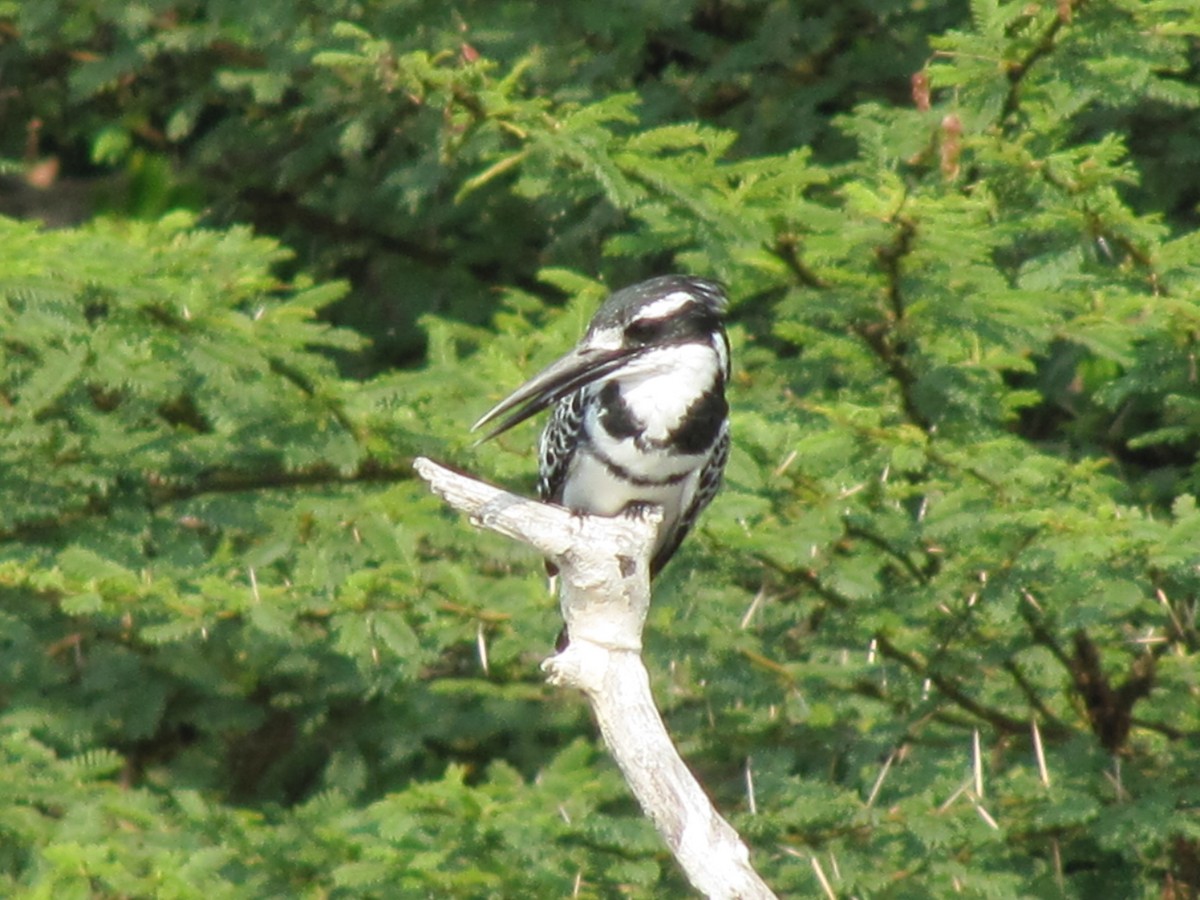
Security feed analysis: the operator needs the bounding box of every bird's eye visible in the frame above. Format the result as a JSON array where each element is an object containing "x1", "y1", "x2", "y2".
[{"x1": 625, "y1": 318, "x2": 664, "y2": 344}]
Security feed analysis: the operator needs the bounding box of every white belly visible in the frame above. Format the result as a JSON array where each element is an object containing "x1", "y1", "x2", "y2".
[{"x1": 559, "y1": 449, "x2": 700, "y2": 553}]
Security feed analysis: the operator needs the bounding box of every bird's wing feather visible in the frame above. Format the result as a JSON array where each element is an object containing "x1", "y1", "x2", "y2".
[
  {"x1": 649, "y1": 420, "x2": 729, "y2": 577},
  {"x1": 538, "y1": 389, "x2": 585, "y2": 504}
]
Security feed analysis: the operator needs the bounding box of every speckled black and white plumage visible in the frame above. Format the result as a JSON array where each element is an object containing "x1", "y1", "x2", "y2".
[{"x1": 474, "y1": 275, "x2": 731, "y2": 580}]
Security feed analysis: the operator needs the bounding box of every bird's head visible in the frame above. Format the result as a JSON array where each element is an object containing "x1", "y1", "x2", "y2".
[{"x1": 472, "y1": 276, "x2": 729, "y2": 442}]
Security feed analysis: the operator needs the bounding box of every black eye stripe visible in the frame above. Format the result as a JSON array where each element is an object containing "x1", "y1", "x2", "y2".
[
  {"x1": 625, "y1": 317, "x2": 668, "y2": 341},
  {"x1": 625, "y1": 307, "x2": 721, "y2": 345}
]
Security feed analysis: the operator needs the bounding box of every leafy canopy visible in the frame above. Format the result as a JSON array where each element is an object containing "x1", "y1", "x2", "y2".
[{"x1": 2, "y1": 0, "x2": 1199, "y2": 896}]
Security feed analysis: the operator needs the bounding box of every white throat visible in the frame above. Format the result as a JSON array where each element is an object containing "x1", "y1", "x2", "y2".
[{"x1": 608, "y1": 342, "x2": 721, "y2": 442}]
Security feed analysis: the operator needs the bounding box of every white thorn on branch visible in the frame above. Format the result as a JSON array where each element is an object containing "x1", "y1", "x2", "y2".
[{"x1": 414, "y1": 457, "x2": 777, "y2": 899}]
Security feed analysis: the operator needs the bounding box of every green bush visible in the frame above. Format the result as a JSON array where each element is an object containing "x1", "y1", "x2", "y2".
[{"x1": 1, "y1": 0, "x2": 1199, "y2": 896}]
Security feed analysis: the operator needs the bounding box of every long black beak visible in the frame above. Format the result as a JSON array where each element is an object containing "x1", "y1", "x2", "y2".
[{"x1": 471, "y1": 344, "x2": 638, "y2": 443}]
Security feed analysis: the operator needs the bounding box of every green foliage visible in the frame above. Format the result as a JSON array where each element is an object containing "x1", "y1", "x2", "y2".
[
  {"x1": 2, "y1": 0, "x2": 1199, "y2": 896},
  {"x1": 0, "y1": 0, "x2": 976, "y2": 365}
]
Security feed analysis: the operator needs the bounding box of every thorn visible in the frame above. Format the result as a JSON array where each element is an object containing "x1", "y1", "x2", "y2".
[
  {"x1": 248, "y1": 567, "x2": 260, "y2": 603},
  {"x1": 866, "y1": 749, "x2": 896, "y2": 808},
  {"x1": 744, "y1": 757, "x2": 758, "y2": 815},
  {"x1": 1032, "y1": 718, "x2": 1051, "y2": 788},
  {"x1": 1105, "y1": 756, "x2": 1128, "y2": 801},
  {"x1": 1157, "y1": 587, "x2": 1185, "y2": 636},
  {"x1": 740, "y1": 587, "x2": 768, "y2": 629},
  {"x1": 972, "y1": 729, "x2": 984, "y2": 799},
  {"x1": 838, "y1": 482, "x2": 866, "y2": 499},
  {"x1": 1130, "y1": 631, "x2": 1167, "y2": 645},
  {"x1": 973, "y1": 801, "x2": 1000, "y2": 830},
  {"x1": 773, "y1": 449, "x2": 798, "y2": 477},
  {"x1": 476, "y1": 621, "x2": 490, "y2": 675},
  {"x1": 938, "y1": 779, "x2": 969, "y2": 813},
  {"x1": 811, "y1": 855, "x2": 837, "y2": 900}
]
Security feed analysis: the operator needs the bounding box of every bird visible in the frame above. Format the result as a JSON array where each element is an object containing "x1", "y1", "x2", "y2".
[{"x1": 471, "y1": 275, "x2": 731, "y2": 587}]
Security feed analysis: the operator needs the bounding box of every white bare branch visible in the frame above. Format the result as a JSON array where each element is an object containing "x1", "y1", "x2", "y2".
[{"x1": 413, "y1": 457, "x2": 777, "y2": 899}]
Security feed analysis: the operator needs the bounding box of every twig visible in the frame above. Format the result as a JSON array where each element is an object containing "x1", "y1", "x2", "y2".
[
  {"x1": 772, "y1": 234, "x2": 830, "y2": 290},
  {"x1": 999, "y1": 2, "x2": 1077, "y2": 128},
  {"x1": 874, "y1": 634, "x2": 1028, "y2": 733},
  {"x1": 858, "y1": 215, "x2": 931, "y2": 431}
]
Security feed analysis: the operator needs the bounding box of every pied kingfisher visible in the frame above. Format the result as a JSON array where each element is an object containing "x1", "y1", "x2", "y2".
[{"x1": 472, "y1": 275, "x2": 731, "y2": 582}]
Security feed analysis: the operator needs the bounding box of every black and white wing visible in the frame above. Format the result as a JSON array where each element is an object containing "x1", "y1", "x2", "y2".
[
  {"x1": 537, "y1": 388, "x2": 585, "y2": 504},
  {"x1": 649, "y1": 420, "x2": 730, "y2": 577}
]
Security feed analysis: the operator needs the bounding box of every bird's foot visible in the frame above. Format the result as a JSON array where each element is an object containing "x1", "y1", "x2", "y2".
[{"x1": 621, "y1": 500, "x2": 661, "y2": 521}]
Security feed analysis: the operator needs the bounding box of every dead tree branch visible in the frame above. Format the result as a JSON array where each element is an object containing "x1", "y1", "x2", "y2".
[{"x1": 414, "y1": 457, "x2": 776, "y2": 899}]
